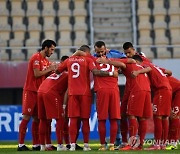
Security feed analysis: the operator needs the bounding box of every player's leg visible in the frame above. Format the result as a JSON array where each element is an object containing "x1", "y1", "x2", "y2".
[
  {"x1": 98, "y1": 119, "x2": 107, "y2": 150},
  {"x1": 17, "y1": 114, "x2": 31, "y2": 151}
]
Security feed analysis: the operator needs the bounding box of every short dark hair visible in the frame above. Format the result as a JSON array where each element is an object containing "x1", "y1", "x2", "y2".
[
  {"x1": 41, "y1": 39, "x2": 56, "y2": 50},
  {"x1": 78, "y1": 45, "x2": 90, "y2": 52},
  {"x1": 60, "y1": 55, "x2": 69, "y2": 62},
  {"x1": 123, "y1": 42, "x2": 134, "y2": 50},
  {"x1": 132, "y1": 55, "x2": 143, "y2": 62},
  {"x1": 94, "y1": 41, "x2": 106, "y2": 48}
]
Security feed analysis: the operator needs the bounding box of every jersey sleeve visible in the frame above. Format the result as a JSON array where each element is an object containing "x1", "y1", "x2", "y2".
[
  {"x1": 57, "y1": 59, "x2": 68, "y2": 73},
  {"x1": 32, "y1": 55, "x2": 41, "y2": 70},
  {"x1": 87, "y1": 57, "x2": 97, "y2": 71}
]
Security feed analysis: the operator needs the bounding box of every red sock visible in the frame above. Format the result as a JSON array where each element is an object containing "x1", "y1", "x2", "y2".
[
  {"x1": 69, "y1": 117, "x2": 78, "y2": 143},
  {"x1": 110, "y1": 119, "x2": 118, "y2": 144},
  {"x1": 98, "y1": 120, "x2": 106, "y2": 144},
  {"x1": 162, "y1": 117, "x2": 169, "y2": 144},
  {"x1": 56, "y1": 118, "x2": 64, "y2": 144},
  {"x1": 63, "y1": 118, "x2": 69, "y2": 144},
  {"x1": 39, "y1": 119, "x2": 47, "y2": 145},
  {"x1": 168, "y1": 118, "x2": 180, "y2": 142},
  {"x1": 18, "y1": 119, "x2": 29, "y2": 144},
  {"x1": 138, "y1": 119, "x2": 147, "y2": 146},
  {"x1": 128, "y1": 118, "x2": 138, "y2": 137},
  {"x1": 45, "y1": 120, "x2": 52, "y2": 144},
  {"x1": 153, "y1": 116, "x2": 162, "y2": 145},
  {"x1": 75, "y1": 118, "x2": 81, "y2": 141},
  {"x1": 82, "y1": 118, "x2": 90, "y2": 143},
  {"x1": 120, "y1": 117, "x2": 128, "y2": 143},
  {"x1": 32, "y1": 120, "x2": 40, "y2": 145}
]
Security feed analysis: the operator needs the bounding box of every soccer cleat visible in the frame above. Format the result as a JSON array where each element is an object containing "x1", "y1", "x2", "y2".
[
  {"x1": 98, "y1": 145, "x2": 107, "y2": 151},
  {"x1": 119, "y1": 145, "x2": 132, "y2": 150},
  {"x1": 66, "y1": 144, "x2": 71, "y2": 150},
  {"x1": 144, "y1": 145, "x2": 161, "y2": 150},
  {"x1": 114, "y1": 138, "x2": 121, "y2": 146},
  {"x1": 132, "y1": 145, "x2": 143, "y2": 150},
  {"x1": 50, "y1": 145, "x2": 57, "y2": 150},
  {"x1": 115, "y1": 142, "x2": 128, "y2": 150},
  {"x1": 75, "y1": 144, "x2": 83, "y2": 150},
  {"x1": 32, "y1": 145, "x2": 40, "y2": 151},
  {"x1": 17, "y1": 145, "x2": 30, "y2": 151},
  {"x1": 83, "y1": 145, "x2": 91, "y2": 151},
  {"x1": 57, "y1": 144, "x2": 67, "y2": 151},
  {"x1": 109, "y1": 144, "x2": 115, "y2": 151},
  {"x1": 69, "y1": 143, "x2": 76, "y2": 151},
  {"x1": 166, "y1": 145, "x2": 178, "y2": 150}
]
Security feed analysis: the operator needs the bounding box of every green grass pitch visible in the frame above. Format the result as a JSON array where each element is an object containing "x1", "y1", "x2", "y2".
[{"x1": 0, "y1": 140, "x2": 179, "y2": 154}]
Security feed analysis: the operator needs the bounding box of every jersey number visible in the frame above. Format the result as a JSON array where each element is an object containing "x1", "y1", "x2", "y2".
[{"x1": 71, "y1": 63, "x2": 80, "y2": 78}]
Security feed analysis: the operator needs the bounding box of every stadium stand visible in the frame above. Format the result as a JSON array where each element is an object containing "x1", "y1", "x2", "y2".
[
  {"x1": 169, "y1": 0, "x2": 180, "y2": 58},
  {"x1": 153, "y1": 0, "x2": 171, "y2": 58},
  {"x1": 57, "y1": 0, "x2": 73, "y2": 56},
  {"x1": 0, "y1": 0, "x2": 179, "y2": 61},
  {"x1": 92, "y1": 0, "x2": 132, "y2": 47},
  {"x1": 73, "y1": 0, "x2": 88, "y2": 46},
  {"x1": 137, "y1": 0, "x2": 154, "y2": 59}
]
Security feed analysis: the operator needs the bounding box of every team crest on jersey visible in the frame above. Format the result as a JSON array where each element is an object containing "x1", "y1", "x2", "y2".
[{"x1": 34, "y1": 60, "x2": 40, "y2": 65}]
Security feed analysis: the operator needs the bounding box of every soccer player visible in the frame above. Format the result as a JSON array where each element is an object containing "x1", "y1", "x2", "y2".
[
  {"x1": 38, "y1": 56, "x2": 69, "y2": 151},
  {"x1": 94, "y1": 40, "x2": 126, "y2": 59},
  {"x1": 119, "y1": 41, "x2": 151, "y2": 148},
  {"x1": 132, "y1": 55, "x2": 172, "y2": 150},
  {"x1": 165, "y1": 75, "x2": 180, "y2": 150},
  {"x1": 97, "y1": 56, "x2": 152, "y2": 150},
  {"x1": 56, "y1": 45, "x2": 118, "y2": 151},
  {"x1": 93, "y1": 48, "x2": 126, "y2": 151},
  {"x1": 94, "y1": 40, "x2": 126, "y2": 146},
  {"x1": 17, "y1": 39, "x2": 57, "y2": 151}
]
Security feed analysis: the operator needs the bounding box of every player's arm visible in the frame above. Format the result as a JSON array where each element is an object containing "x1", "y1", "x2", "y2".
[
  {"x1": 34, "y1": 63, "x2": 57, "y2": 78},
  {"x1": 92, "y1": 68, "x2": 118, "y2": 77},
  {"x1": 96, "y1": 57, "x2": 126, "y2": 69},
  {"x1": 162, "y1": 69, "x2": 172, "y2": 76},
  {"x1": 131, "y1": 67, "x2": 152, "y2": 78},
  {"x1": 55, "y1": 60, "x2": 67, "y2": 74}
]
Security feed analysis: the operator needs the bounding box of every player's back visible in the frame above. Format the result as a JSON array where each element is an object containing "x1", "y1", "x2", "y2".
[
  {"x1": 167, "y1": 76, "x2": 180, "y2": 93},
  {"x1": 66, "y1": 56, "x2": 95, "y2": 96},
  {"x1": 123, "y1": 63, "x2": 150, "y2": 92},
  {"x1": 38, "y1": 72, "x2": 68, "y2": 94},
  {"x1": 145, "y1": 63, "x2": 172, "y2": 90}
]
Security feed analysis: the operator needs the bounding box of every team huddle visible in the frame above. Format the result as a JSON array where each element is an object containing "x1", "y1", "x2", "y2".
[{"x1": 17, "y1": 40, "x2": 180, "y2": 151}]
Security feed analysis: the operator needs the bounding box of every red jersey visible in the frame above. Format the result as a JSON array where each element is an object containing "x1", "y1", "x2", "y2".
[
  {"x1": 38, "y1": 72, "x2": 68, "y2": 94},
  {"x1": 57, "y1": 56, "x2": 96, "y2": 96},
  {"x1": 167, "y1": 76, "x2": 180, "y2": 94},
  {"x1": 23, "y1": 52, "x2": 50, "y2": 92},
  {"x1": 143, "y1": 62, "x2": 172, "y2": 90},
  {"x1": 93, "y1": 57, "x2": 119, "y2": 91},
  {"x1": 117, "y1": 58, "x2": 150, "y2": 92}
]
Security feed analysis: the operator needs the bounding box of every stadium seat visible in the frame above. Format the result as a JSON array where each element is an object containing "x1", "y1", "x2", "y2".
[
  {"x1": 73, "y1": 0, "x2": 88, "y2": 46},
  {"x1": 173, "y1": 47, "x2": 180, "y2": 58},
  {"x1": 156, "y1": 47, "x2": 172, "y2": 59},
  {"x1": 137, "y1": 0, "x2": 152, "y2": 46},
  {"x1": 168, "y1": 0, "x2": 180, "y2": 46},
  {"x1": 140, "y1": 47, "x2": 154, "y2": 59},
  {"x1": 26, "y1": 0, "x2": 40, "y2": 15},
  {"x1": 42, "y1": 0, "x2": 56, "y2": 36},
  {"x1": 153, "y1": 0, "x2": 168, "y2": 46},
  {"x1": 0, "y1": 49, "x2": 10, "y2": 61}
]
